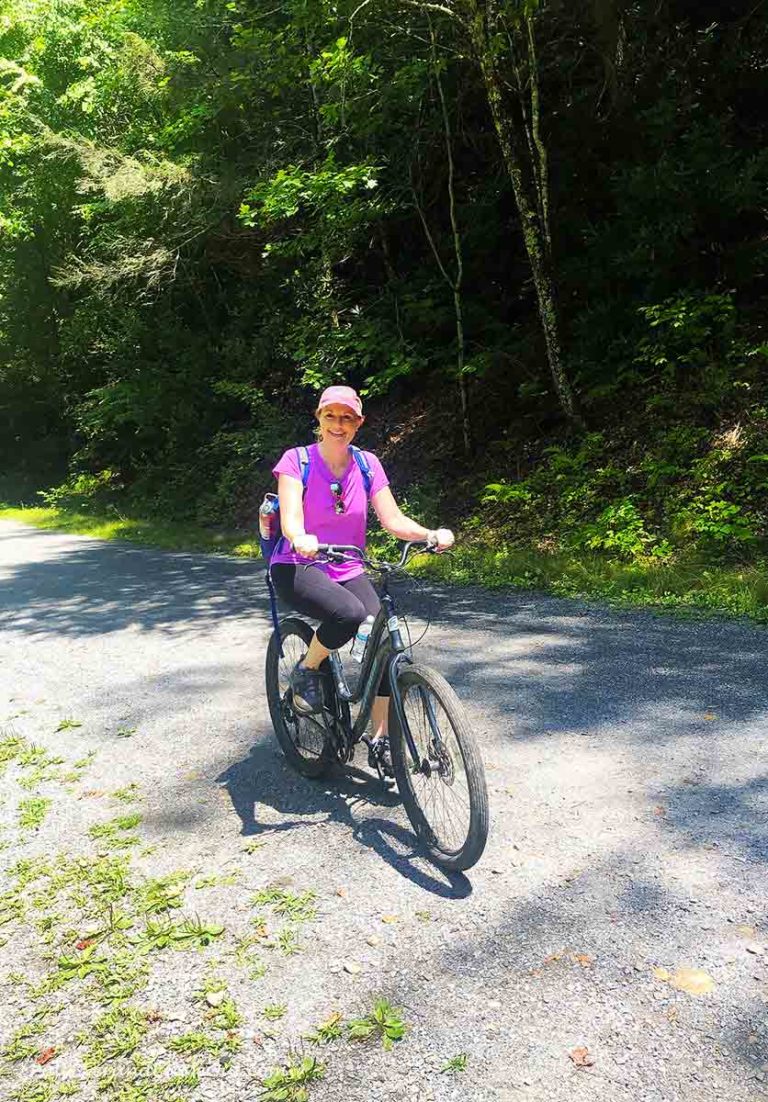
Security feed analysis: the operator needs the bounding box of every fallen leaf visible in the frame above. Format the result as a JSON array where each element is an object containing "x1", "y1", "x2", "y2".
[
  {"x1": 366, "y1": 935, "x2": 381, "y2": 947},
  {"x1": 79, "y1": 790, "x2": 105, "y2": 799},
  {"x1": 569, "y1": 1046, "x2": 594, "y2": 1067},
  {"x1": 652, "y1": 966, "x2": 672, "y2": 982},
  {"x1": 669, "y1": 967, "x2": 715, "y2": 996},
  {"x1": 335, "y1": 887, "x2": 348, "y2": 898},
  {"x1": 572, "y1": 953, "x2": 594, "y2": 968},
  {"x1": 75, "y1": 938, "x2": 94, "y2": 951},
  {"x1": 145, "y1": 1009, "x2": 163, "y2": 1023},
  {"x1": 205, "y1": 990, "x2": 226, "y2": 1008},
  {"x1": 736, "y1": 925, "x2": 758, "y2": 939},
  {"x1": 381, "y1": 914, "x2": 398, "y2": 924},
  {"x1": 703, "y1": 713, "x2": 717, "y2": 721},
  {"x1": 343, "y1": 961, "x2": 362, "y2": 975},
  {"x1": 544, "y1": 950, "x2": 566, "y2": 965},
  {"x1": 36, "y1": 1048, "x2": 56, "y2": 1066}
]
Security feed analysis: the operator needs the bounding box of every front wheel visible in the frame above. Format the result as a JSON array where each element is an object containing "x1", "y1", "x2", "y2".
[
  {"x1": 390, "y1": 664, "x2": 489, "y2": 872},
  {"x1": 265, "y1": 617, "x2": 334, "y2": 778}
]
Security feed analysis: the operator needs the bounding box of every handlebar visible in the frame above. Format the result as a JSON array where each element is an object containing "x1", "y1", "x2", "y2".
[{"x1": 295, "y1": 539, "x2": 439, "y2": 572}]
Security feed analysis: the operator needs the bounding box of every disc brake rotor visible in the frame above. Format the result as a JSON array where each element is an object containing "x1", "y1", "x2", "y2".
[{"x1": 430, "y1": 739, "x2": 455, "y2": 786}]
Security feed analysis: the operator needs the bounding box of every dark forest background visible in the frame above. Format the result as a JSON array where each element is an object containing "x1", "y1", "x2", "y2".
[{"x1": 1, "y1": 0, "x2": 767, "y2": 573}]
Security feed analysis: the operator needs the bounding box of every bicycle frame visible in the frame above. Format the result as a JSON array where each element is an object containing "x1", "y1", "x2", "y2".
[
  {"x1": 323, "y1": 576, "x2": 424, "y2": 770},
  {"x1": 275, "y1": 540, "x2": 438, "y2": 773}
]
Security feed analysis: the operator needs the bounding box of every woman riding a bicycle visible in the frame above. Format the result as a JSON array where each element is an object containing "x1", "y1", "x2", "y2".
[{"x1": 269, "y1": 384, "x2": 454, "y2": 776}]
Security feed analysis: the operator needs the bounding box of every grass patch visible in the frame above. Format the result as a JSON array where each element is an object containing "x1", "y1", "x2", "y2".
[
  {"x1": 259, "y1": 1056, "x2": 325, "y2": 1102},
  {"x1": 4, "y1": 502, "x2": 767, "y2": 623},
  {"x1": 111, "y1": 783, "x2": 142, "y2": 804},
  {"x1": 88, "y1": 813, "x2": 143, "y2": 850},
  {"x1": 411, "y1": 541, "x2": 768, "y2": 623},
  {"x1": 167, "y1": 1030, "x2": 223, "y2": 1057},
  {"x1": 441, "y1": 1052, "x2": 468, "y2": 1074},
  {"x1": 347, "y1": 999, "x2": 406, "y2": 1051},
  {"x1": 251, "y1": 887, "x2": 317, "y2": 923},
  {"x1": 306, "y1": 1011, "x2": 344, "y2": 1045},
  {"x1": 18, "y1": 796, "x2": 52, "y2": 831},
  {"x1": 78, "y1": 1005, "x2": 148, "y2": 1067},
  {"x1": 10, "y1": 1077, "x2": 81, "y2": 1101},
  {"x1": 0, "y1": 504, "x2": 259, "y2": 557}
]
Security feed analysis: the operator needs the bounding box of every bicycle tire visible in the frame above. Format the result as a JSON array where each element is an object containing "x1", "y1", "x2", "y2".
[
  {"x1": 390, "y1": 663, "x2": 489, "y2": 871},
  {"x1": 265, "y1": 617, "x2": 335, "y2": 778}
]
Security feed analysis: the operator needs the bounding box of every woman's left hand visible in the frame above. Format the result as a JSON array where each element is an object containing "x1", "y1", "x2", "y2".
[{"x1": 434, "y1": 527, "x2": 454, "y2": 552}]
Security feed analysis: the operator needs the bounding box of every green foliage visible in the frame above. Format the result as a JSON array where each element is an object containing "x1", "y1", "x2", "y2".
[
  {"x1": 88, "y1": 814, "x2": 143, "y2": 850},
  {"x1": 441, "y1": 1053, "x2": 468, "y2": 1073},
  {"x1": 305, "y1": 1011, "x2": 344, "y2": 1045},
  {"x1": 346, "y1": 999, "x2": 406, "y2": 1050},
  {"x1": 18, "y1": 797, "x2": 52, "y2": 831},
  {"x1": 78, "y1": 1005, "x2": 148, "y2": 1068},
  {"x1": 250, "y1": 887, "x2": 317, "y2": 923},
  {"x1": 40, "y1": 471, "x2": 122, "y2": 513},
  {"x1": 259, "y1": 1056, "x2": 325, "y2": 1102},
  {"x1": 166, "y1": 1030, "x2": 222, "y2": 1057},
  {"x1": 9, "y1": 1077, "x2": 81, "y2": 1102},
  {"x1": 574, "y1": 498, "x2": 671, "y2": 561},
  {"x1": 1, "y1": 0, "x2": 766, "y2": 606}
]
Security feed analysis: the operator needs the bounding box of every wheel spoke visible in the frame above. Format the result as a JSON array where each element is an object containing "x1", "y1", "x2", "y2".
[
  {"x1": 271, "y1": 626, "x2": 328, "y2": 765},
  {"x1": 400, "y1": 679, "x2": 472, "y2": 854}
]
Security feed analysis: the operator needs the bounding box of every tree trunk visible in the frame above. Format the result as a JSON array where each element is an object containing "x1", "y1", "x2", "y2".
[
  {"x1": 468, "y1": 5, "x2": 581, "y2": 425},
  {"x1": 591, "y1": 0, "x2": 626, "y2": 108}
]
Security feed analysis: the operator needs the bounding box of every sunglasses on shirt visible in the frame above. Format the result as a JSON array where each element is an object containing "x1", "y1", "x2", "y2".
[{"x1": 330, "y1": 481, "x2": 345, "y2": 514}]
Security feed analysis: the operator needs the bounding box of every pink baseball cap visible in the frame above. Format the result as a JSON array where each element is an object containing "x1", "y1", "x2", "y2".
[{"x1": 316, "y1": 385, "x2": 363, "y2": 418}]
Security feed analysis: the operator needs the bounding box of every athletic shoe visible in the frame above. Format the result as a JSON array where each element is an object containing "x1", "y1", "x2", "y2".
[
  {"x1": 367, "y1": 736, "x2": 395, "y2": 780},
  {"x1": 289, "y1": 660, "x2": 323, "y2": 715}
]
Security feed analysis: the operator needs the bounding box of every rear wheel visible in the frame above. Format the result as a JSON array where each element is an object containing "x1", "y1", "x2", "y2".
[
  {"x1": 265, "y1": 617, "x2": 334, "y2": 778},
  {"x1": 390, "y1": 664, "x2": 488, "y2": 871}
]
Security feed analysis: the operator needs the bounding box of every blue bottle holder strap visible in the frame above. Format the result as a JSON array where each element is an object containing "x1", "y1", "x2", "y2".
[{"x1": 266, "y1": 568, "x2": 283, "y2": 658}]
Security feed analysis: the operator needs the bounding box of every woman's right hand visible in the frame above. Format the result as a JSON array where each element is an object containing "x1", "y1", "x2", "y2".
[{"x1": 292, "y1": 533, "x2": 319, "y2": 559}]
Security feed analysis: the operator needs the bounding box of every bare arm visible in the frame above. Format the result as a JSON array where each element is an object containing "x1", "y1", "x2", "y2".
[{"x1": 277, "y1": 473, "x2": 318, "y2": 557}]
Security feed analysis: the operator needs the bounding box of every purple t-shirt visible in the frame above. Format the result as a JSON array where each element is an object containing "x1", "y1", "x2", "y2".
[{"x1": 270, "y1": 443, "x2": 389, "y2": 582}]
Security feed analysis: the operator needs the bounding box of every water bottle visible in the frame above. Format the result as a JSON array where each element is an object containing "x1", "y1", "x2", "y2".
[
  {"x1": 350, "y1": 615, "x2": 375, "y2": 663},
  {"x1": 258, "y1": 493, "x2": 280, "y2": 557}
]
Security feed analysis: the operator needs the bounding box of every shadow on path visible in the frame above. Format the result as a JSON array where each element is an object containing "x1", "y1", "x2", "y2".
[
  {"x1": 215, "y1": 736, "x2": 471, "y2": 900},
  {"x1": 0, "y1": 538, "x2": 267, "y2": 637}
]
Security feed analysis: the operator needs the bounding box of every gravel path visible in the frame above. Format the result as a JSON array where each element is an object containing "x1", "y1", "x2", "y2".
[{"x1": 1, "y1": 518, "x2": 767, "y2": 1101}]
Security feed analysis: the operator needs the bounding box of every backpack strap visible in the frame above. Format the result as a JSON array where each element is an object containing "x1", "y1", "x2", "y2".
[
  {"x1": 296, "y1": 445, "x2": 311, "y2": 489},
  {"x1": 350, "y1": 445, "x2": 373, "y2": 496}
]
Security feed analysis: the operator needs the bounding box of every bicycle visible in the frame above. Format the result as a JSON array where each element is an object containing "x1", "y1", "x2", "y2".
[{"x1": 264, "y1": 540, "x2": 489, "y2": 871}]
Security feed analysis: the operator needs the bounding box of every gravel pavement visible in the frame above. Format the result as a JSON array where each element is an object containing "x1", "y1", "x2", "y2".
[{"x1": 1, "y1": 519, "x2": 768, "y2": 1101}]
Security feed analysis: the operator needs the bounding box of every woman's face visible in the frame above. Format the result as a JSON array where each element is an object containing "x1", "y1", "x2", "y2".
[{"x1": 317, "y1": 403, "x2": 363, "y2": 446}]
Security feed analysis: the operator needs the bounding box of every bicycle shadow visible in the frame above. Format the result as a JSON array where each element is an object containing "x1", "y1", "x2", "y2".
[{"x1": 215, "y1": 735, "x2": 472, "y2": 900}]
